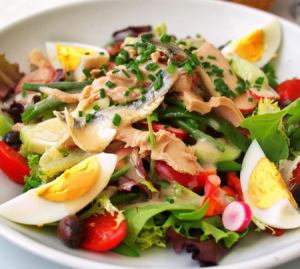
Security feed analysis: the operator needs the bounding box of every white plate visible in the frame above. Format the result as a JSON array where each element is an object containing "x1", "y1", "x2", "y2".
[{"x1": 1, "y1": 0, "x2": 300, "y2": 268}]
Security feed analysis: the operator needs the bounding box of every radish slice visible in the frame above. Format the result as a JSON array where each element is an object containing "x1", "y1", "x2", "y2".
[
  {"x1": 222, "y1": 201, "x2": 252, "y2": 232},
  {"x1": 233, "y1": 92, "x2": 258, "y2": 116},
  {"x1": 249, "y1": 88, "x2": 275, "y2": 100}
]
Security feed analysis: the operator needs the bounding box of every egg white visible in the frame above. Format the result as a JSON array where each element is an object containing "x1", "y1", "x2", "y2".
[
  {"x1": 46, "y1": 41, "x2": 109, "y2": 81},
  {"x1": 221, "y1": 17, "x2": 281, "y2": 68},
  {"x1": 0, "y1": 153, "x2": 117, "y2": 225},
  {"x1": 240, "y1": 139, "x2": 300, "y2": 229}
]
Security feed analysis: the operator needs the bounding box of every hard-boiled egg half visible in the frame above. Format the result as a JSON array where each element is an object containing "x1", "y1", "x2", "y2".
[
  {"x1": 221, "y1": 18, "x2": 281, "y2": 68},
  {"x1": 46, "y1": 41, "x2": 109, "y2": 81},
  {"x1": 240, "y1": 140, "x2": 300, "y2": 229},
  {"x1": 0, "y1": 153, "x2": 117, "y2": 225}
]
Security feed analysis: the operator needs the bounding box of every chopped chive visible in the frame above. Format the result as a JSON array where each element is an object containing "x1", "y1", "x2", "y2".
[
  {"x1": 197, "y1": 83, "x2": 202, "y2": 89},
  {"x1": 85, "y1": 113, "x2": 91, "y2": 123},
  {"x1": 125, "y1": 44, "x2": 134, "y2": 47},
  {"x1": 155, "y1": 69, "x2": 163, "y2": 76},
  {"x1": 145, "y1": 63, "x2": 154, "y2": 70},
  {"x1": 102, "y1": 64, "x2": 108, "y2": 71},
  {"x1": 153, "y1": 81, "x2": 161, "y2": 91},
  {"x1": 93, "y1": 104, "x2": 100, "y2": 111},
  {"x1": 167, "y1": 64, "x2": 176, "y2": 74},
  {"x1": 113, "y1": 101, "x2": 119, "y2": 106},
  {"x1": 120, "y1": 50, "x2": 129, "y2": 62},
  {"x1": 201, "y1": 61, "x2": 211, "y2": 68},
  {"x1": 141, "y1": 33, "x2": 153, "y2": 39},
  {"x1": 126, "y1": 100, "x2": 130, "y2": 104},
  {"x1": 106, "y1": 81, "x2": 116, "y2": 88},
  {"x1": 21, "y1": 91, "x2": 26, "y2": 97},
  {"x1": 150, "y1": 64, "x2": 159, "y2": 71},
  {"x1": 176, "y1": 41, "x2": 187, "y2": 46},
  {"x1": 121, "y1": 103, "x2": 126, "y2": 106},
  {"x1": 196, "y1": 33, "x2": 201, "y2": 38},
  {"x1": 78, "y1": 111, "x2": 83, "y2": 117},
  {"x1": 99, "y1": 52, "x2": 105, "y2": 55},
  {"x1": 140, "y1": 95, "x2": 146, "y2": 101},
  {"x1": 82, "y1": 69, "x2": 92, "y2": 78},
  {"x1": 148, "y1": 74, "x2": 156, "y2": 81},
  {"x1": 165, "y1": 196, "x2": 174, "y2": 204},
  {"x1": 116, "y1": 56, "x2": 125, "y2": 66},
  {"x1": 184, "y1": 62, "x2": 193, "y2": 74},
  {"x1": 136, "y1": 72, "x2": 144, "y2": 82},
  {"x1": 245, "y1": 80, "x2": 250, "y2": 86},
  {"x1": 112, "y1": 69, "x2": 120, "y2": 74},
  {"x1": 235, "y1": 86, "x2": 246, "y2": 94},
  {"x1": 65, "y1": 79, "x2": 71, "y2": 82},
  {"x1": 208, "y1": 55, "x2": 217, "y2": 60},
  {"x1": 199, "y1": 56, "x2": 204, "y2": 60},
  {"x1": 122, "y1": 69, "x2": 130, "y2": 78},
  {"x1": 248, "y1": 97, "x2": 253, "y2": 102},
  {"x1": 160, "y1": 34, "x2": 172, "y2": 44},
  {"x1": 85, "y1": 52, "x2": 90, "y2": 55},
  {"x1": 100, "y1": 88, "x2": 105, "y2": 98},
  {"x1": 139, "y1": 56, "x2": 147, "y2": 63},
  {"x1": 229, "y1": 69, "x2": 233, "y2": 75},
  {"x1": 255, "y1": 77, "x2": 265, "y2": 84},
  {"x1": 129, "y1": 86, "x2": 135, "y2": 91},
  {"x1": 124, "y1": 90, "x2": 129, "y2": 96},
  {"x1": 91, "y1": 114, "x2": 95, "y2": 119},
  {"x1": 112, "y1": 113, "x2": 121, "y2": 127},
  {"x1": 171, "y1": 60, "x2": 179, "y2": 66},
  {"x1": 139, "y1": 86, "x2": 146, "y2": 94},
  {"x1": 66, "y1": 70, "x2": 71, "y2": 76},
  {"x1": 158, "y1": 73, "x2": 163, "y2": 84},
  {"x1": 164, "y1": 125, "x2": 170, "y2": 129},
  {"x1": 229, "y1": 59, "x2": 233, "y2": 65},
  {"x1": 149, "y1": 44, "x2": 156, "y2": 51}
]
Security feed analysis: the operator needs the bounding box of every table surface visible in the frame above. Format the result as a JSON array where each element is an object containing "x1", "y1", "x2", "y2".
[{"x1": 0, "y1": 0, "x2": 299, "y2": 268}]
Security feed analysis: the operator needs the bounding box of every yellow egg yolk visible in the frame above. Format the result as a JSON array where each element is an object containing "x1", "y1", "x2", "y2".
[
  {"x1": 36, "y1": 156, "x2": 99, "y2": 202},
  {"x1": 56, "y1": 44, "x2": 96, "y2": 71},
  {"x1": 230, "y1": 29, "x2": 265, "y2": 63},
  {"x1": 249, "y1": 157, "x2": 297, "y2": 209}
]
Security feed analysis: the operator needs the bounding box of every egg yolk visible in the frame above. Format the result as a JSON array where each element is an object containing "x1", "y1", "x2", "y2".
[
  {"x1": 230, "y1": 29, "x2": 265, "y2": 63},
  {"x1": 249, "y1": 157, "x2": 297, "y2": 209},
  {"x1": 56, "y1": 44, "x2": 96, "y2": 71},
  {"x1": 36, "y1": 156, "x2": 99, "y2": 202}
]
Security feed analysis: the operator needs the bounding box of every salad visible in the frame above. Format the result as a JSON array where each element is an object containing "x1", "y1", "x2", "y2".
[{"x1": 0, "y1": 19, "x2": 300, "y2": 267}]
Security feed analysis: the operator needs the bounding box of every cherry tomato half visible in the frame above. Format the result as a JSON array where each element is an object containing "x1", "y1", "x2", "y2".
[
  {"x1": 80, "y1": 212, "x2": 126, "y2": 252},
  {"x1": 276, "y1": 79, "x2": 300, "y2": 104},
  {"x1": 0, "y1": 141, "x2": 30, "y2": 183}
]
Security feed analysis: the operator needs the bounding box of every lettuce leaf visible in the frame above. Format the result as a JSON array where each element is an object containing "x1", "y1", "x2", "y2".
[
  {"x1": 0, "y1": 55, "x2": 23, "y2": 99},
  {"x1": 240, "y1": 98, "x2": 300, "y2": 163}
]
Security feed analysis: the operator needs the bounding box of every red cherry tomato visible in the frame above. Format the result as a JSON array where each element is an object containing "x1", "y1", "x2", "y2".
[
  {"x1": 276, "y1": 79, "x2": 300, "y2": 104},
  {"x1": 80, "y1": 212, "x2": 127, "y2": 252},
  {"x1": 140, "y1": 121, "x2": 189, "y2": 140},
  {"x1": 107, "y1": 62, "x2": 117, "y2": 71},
  {"x1": 15, "y1": 67, "x2": 57, "y2": 93},
  {"x1": 192, "y1": 77, "x2": 198, "y2": 87},
  {"x1": 105, "y1": 42, "x2": 122, "y2": 57},
  {"x1": 0, "y1": 141, "x2": 30, "y2": 184},
  {"x1": 115, "y1": 147, "x2": 132, "y2": 170}
]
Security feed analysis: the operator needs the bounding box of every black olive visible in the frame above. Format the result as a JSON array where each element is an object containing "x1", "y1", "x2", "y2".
[
  {"x1": 57, "y1": 215, "x2": 86, "y2": 248},
  {"x1": 3, "y1": 131, "x2": 21, "y2": 151}
]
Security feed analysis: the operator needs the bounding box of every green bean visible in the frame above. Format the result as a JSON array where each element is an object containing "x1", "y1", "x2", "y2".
[
  {"x1": 110, "y1": 162, "x2": 132, "y2": 182},
  {"x1": 157, "y1": 106, "x2": 250, "y2": 152},
  {"x1": 22, "y1": 97, "x2": 65, "y2": 123},
  {"x1": 164, "y1": 97, "x2": 186, "y2": 109},
  {"x1": 168, "y1": 118, "x2": 225, "y2": 152},
  {"x1": 215, "y1": 161, "x2": 242, "y2": 172},
  {"x1": 22, "y1": 80, "x2": 92, "y2": 92}
]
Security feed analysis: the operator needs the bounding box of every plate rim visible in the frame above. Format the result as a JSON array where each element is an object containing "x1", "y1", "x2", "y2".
[{"x1": 0, "y1": 0, "x2": 300, "y2": 268}]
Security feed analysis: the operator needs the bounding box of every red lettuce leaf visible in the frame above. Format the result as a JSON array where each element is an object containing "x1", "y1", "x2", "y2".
[{"x1": 166, "y1": 227, "x2": 232, "y2": 267}]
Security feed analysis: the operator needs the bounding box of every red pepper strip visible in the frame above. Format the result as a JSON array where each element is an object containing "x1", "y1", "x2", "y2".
[
  {"x1": 227, "y1": 172, "x2": 244, "y2": 201},
  {"x1": 266, "y1": 227, "x2": 285, "y2": 237}
]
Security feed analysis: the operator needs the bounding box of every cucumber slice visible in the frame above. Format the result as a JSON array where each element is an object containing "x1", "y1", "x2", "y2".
[
  {"x1": 0, "y1": 114, "x2": 14, "y2": 137},
  {"x1": 195, "y1": 137, "x2": 242, "y2": 165},
  {"x1": 39, "y1": 149, "x2": 91, "y2": 177},
  {"x1": 82, "y1": 97, "x2": 110, "y2": 116},
  {"x1": 20, "y1": 118, "x2": 66, "y2": 155},
  {"x1": 231, "y1": 58, "x2": 279, "y2": 98}
]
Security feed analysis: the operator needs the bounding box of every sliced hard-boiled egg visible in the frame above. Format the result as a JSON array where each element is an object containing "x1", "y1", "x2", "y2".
[
  {"x1": 280, "y1": 156, "x2": 300, "y2": 190},
  {"x1": 0, "y1": 153, "x2": 117, "y2": 225},
  {"x1": 46, "y1": 41, "x2": 109, "y2": 81},
  {"x1": 240, "y1": 139, "x2": 300, "y2": 229},
  {"x1": 221, "y1": 18, "x2": 281, "y2": 68}
]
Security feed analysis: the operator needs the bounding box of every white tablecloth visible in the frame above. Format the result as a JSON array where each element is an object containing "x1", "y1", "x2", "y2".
[{"x1": 0, "y1": 0, "x2": 298, "y2": 268}]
